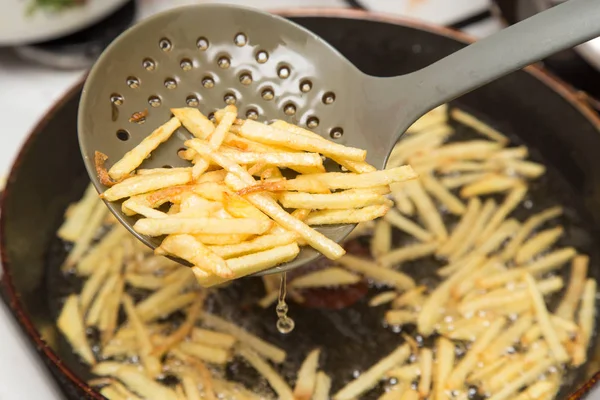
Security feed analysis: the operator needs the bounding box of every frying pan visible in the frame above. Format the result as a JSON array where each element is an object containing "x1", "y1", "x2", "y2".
[{"x1": 1, "y1": 8, "x2": 600, "y2": 399}]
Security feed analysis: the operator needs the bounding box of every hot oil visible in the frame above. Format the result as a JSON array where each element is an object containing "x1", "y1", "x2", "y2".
[{"x1": 275, "y1": 273, "x2": 295, "y2": 334}]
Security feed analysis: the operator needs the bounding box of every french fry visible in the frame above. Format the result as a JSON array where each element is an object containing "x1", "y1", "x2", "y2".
[
  {"x1": 109, "y1": 364, "x2": 179, "y2": 400},
  {"x1": 200, "y1": 313, "x2": 286, "y2": 363},
  {"x1": 386, "y1": 364, "x2": 420, "y2": 381},
  {"x1": 377, "y1": 242, "x2": 438, "y2": 268},
  {"x1": 487, "y1": 358, "x2": 554, "y2": 400},
  {"x1": 446, "y1": 317, "x2": 492, "y2": 342},
  {"x1": 404, "y1": 180, "x2": 447, "y2": 241},
  {"x1": 450, "y1": 109, "x2": 509, "y2": 144},
  {"x1": 410, "y1": 140, "x2": 502, "y2": 164},
  {"x1": 385, "y1": 310, "x2": 417, "y2": 325},
  {"x1": 208, "y1": 232, "x2": 296, "y2": 259},
  {"x1": 384, "y1": 209, "x2": 434, "y2": 242},
  {"x1": 337, "y1": 255, "x2": 415, "y2": 290},
  {"x1": 372, "y1": 219, "x2": 392, "y2": 259},
  {"x1": 192, "y1": 243, "x2": 300, "y2": 287},
  {"x1": 293, "y1": 349, "x2": 321, "y2": 400},
  {"x1": 135, "y1": 217, "x2": 272, "y2": 236},
  {"x1": 86, "y1": 273, "x2": 120, "y2": 327},
  {"x1": 525, "y1": 274, "x2": 569, "y2": 363},
  {"x1": 437, "y1": 254, "x2": 485, "y2": 278},
  {"x1": 490, "y1": 146, "x2": 528, "y2": 160},
  {"x1": 406, "y1": 104, "x2": 448, "y2": 134},
  {"x1": 181, "y1": 371, "x2": 203, "y2": 400},
  {"x1": 418, "y1": 348, "x2": 433, "y2": 397},
  {"x1": 280, "y1": 190, "x2": 388, "y2": 210},
  {"x1": 240, "y1": 119, "x2": 366, "y2": 161},
  {"x1": 290, "y1": 267, "x2": 361, "y2": 289},
  {"x1": 313, "y1": 371, "x2": 332, "y2": 400},
  {"x1": 440, "y1": 172, "x2": 488, "y2": 189},
  {"x1": 80, "y1": 257, "x2": 111, "y2": 313},
  {"x1": 392, "y1": 286, "x2": 427, "y2": 309},
  {"x1": 305, "y1": 205, "x2": 390, "y2": 225},
  {"x1": 102, "y1": 170, "x2": 193, "y2": 201},
  {"x1": 369, "y1": 291, "x2": 398, "y2": 307},
  {"x1": 389, "y1": 125, "x2": 453, "y2": 166},
  {"x1": 573, "y1": 279, "x2": 597, "y2": 366},
  {"x1": 152, "y1": 294, "x2": 204, "y2": 357},
  {"x1": 391, "y1": 184, "x2": 414, "y2": 215},
  {"x1": 58, "y1": 184, "x2": 100, "y2": 241},
  {"x1": 99, "y1": 386, "x2": 124, "y2": 400},
  {"x1": 57, "y1": 295, "x2": 95, "y2": 365},
  {"x1": 125, "y1": 273, "x2": 165, "y2": 290},
  {"x1": 156, "y1": 234, "x2": 232, "y2": 277},
  {"x1": 177, "y1": 341, "x2": 230, "y2": 365},
  {"x1": 460, "y1": 174, "x2": 522, "y2": 198},
  {"x1": 450, "y1": 198, "x2": 496, "y2": 260},
  {"x1": 191, "y1": 328, "x2": 236, "y2": 349},
  {"x1": 99, "y1": 276, "x2": 124, "y2": 345},
  {"x1": 501, "y1": 159, "x2": 546, "y2": 178},
  {"x1": 515, "y1": 226, "x2": 563, "y2": 264},
  {"x1": 481, "y1": 314, "x2": 533, "y2": 363},
  {"x1": 421, "y1": 173, "x2": 466, "y2": 215},
  {"x1": 556, "y1": 255, "x2": 589, "y2": 321},
  {"x1": 219, "y1": 149, "x2": 325, "y2": 169},
  {"x1": 171, "y1": 107, "x2": 215, "y2": 139},
  {"x1": 134, "y1": 268, "x2": 193, "y2": 316},
  {"x1": 447, "y1": 318, "x2": 506, "y2": 388},
  {"x1": 468, "y1": 357, "x2": 508, "y2": 383},
  {"x1": 437, "y1": 198, "x2": 481, "y2": 257},
  {"x1": 62, "y1": 201, "x2": 108, "y2": 271},
  {"x1": 333, "y1": 344, "x2": 410, "y2": 400},
  {"x1": 237, "y1": 346, "x2": 293, "y2": 400},
  {"x1": 109, "y1": 117, "x2": 181, "y2": 180},
  {"x1": 433, "y1": 337, "x2": 455, "y2": 400},
  {"x1": 477, "y1": 184, "x2": 527, "y2": 244},
  {"x1": 513, "y1": 380, "x2": 554, "y2": 400},
  {"x1": 472, "y1": 218, "x2": 520, "y2": 257}
]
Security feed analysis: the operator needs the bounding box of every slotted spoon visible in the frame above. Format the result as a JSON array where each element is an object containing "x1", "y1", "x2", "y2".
[{"x1": 79, "y1": 0, "x2": 600, "y2": 274}]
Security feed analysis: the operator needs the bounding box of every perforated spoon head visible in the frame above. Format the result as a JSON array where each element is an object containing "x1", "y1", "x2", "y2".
[{"x1": 78, "y1": 4, "x2": 393, "y2": 275}]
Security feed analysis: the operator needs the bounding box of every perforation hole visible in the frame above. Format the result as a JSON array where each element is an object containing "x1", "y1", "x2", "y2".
[
  {"x1": 323, "y1": 92, "x2": 336, "y2": 104},
  {"x1": 284, "y1": 103, "x2": 296, "y2": 116},
  {"x1": 148, "y1": 95, "x2": 161, "y2": 107},
  {"x1": 261, "y1": 87, "x2": 274, "y2": 101},
  {"x1": 246, "y1": 108, "x2": 259, "y2": 120},
  {"x1": 217, "y1": 56, "x2": 231, "y2": 69},
  {"x1": 202, "y1": 76, "x2": 215, "y2": 88},
  {"x1": 300, "y1": 80, "x2": 312, "y2": 93},
  {"x1": 180, "y1": 59, "x2": 193, "y2": 71},
  {"x1": 224, "y1": 93, "x2": 237, "y2": 105},
  {"x1": 277, "y1": 65, "x2": 290, "y2": 79},
  {"x1": 164, "y1": 78, "x2": 177, "y2": 89},
  {"x1": 159, "y1": 38, "x2": 172, "y2": 52},
  {"x1": 239, "y1": 72, "x2": 252, "y2": 85},
  {"x1": 306, "y1": 117, "x2": 319, "y2": 129},
  {"x1": 142, "y1": 58, "x2": 155, "y2": 71},
  {"x1": 330, "y1": 127, "x2": 344, "y2": 139},
  {"x1": 197, "y1": 37, "x2": 209, "y2": 50},
  {"x1": 126, "y1": 77, "x2": 139, "y2": 89},
  {"x1": 234, "y1": 33, "x2": 247, "y2": 47},
  {"x1": 256, "y1": 50, "x2": 269, "y2": 63},
  {"x1": 116, "y1": 129, "x2": 130, "y2": 141},
  {"x1": 110, "y1": 93, "x2": 123, "y2": 105}
]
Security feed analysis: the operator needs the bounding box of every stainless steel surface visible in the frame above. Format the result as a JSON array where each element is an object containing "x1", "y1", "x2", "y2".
[{"x1": 79, "y1": 0, "x2": 600, "y2": 273}]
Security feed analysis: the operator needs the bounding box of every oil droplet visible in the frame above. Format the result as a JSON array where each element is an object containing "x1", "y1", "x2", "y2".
[
  {"x1": 330, "y1": 127, "x2": 343, "y2": 139},
  {"x1": 300, "y1": 80, "x2": 312, "y2": 93},
  {"x1": 110, "y1": 93, "x2": 123, "y2": 105},
  {"x1": 217, "y1": 56, "x2": 231, "y2": 69},
  {"x1": 202, "y1": 77, "x2": 215, "y2": 88},
  {"x1": 239, "y1": 72, "x2": 252, "y2": 85},
  {"x1": 256, "y1": 50, "x2": 269, "y2": 63},
  {"x1": 306, "y1": 117, "x2": 319, "y2": 129},
  {"x1": 278, "y1": 66, "x2": 290, "y2": 79},
  {"x1": 180, "y1": 59, "x2": 193, "y2": 71},
  {"x1": 284, "y1": 103, "x2": 296, "y2": 116},
  {"x1": 246, "y1": 108, "x2": 258, "y2": 120},
  {"x1": 186, "y1": 95, "x2": 199, "y2": 107},
  {"x1": 142, "y1": 58, "x2": 155, "y2": 71},
  {"x1": 322, "y1": 92, "x2": 336, "y2": 104},
  {"x1": 159, "y1": 38, "x2": 172, "y2": 51},
  {"x1": 126, "y1": 77, "x2": 139, "y2": 89},
  {"x1": 164, "y1": 78, "x2": 177, "y2": 89},
  {"x1": 148, "y1": 96, "x2": 161, "y2": 107},
  {"x1": 224, "y1": 93, "x2": 237, "y2": 105},
  {"x1": 234, "y1": 32, "x2": 247, "y2": 46},
  {"x1": 276, "y1": 273, "x2": 294, "y2": 334},
  {"x1": 261, "y1": 88, "x2": 274, "y2": 100},
  {"x1": 197, "y1": 37, "x2": 209, "y2": 50}
]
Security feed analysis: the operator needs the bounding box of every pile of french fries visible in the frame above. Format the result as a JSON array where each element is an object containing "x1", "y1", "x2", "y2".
[
  {"x1": 95, "y1": 106, "x2": 416, "y2": 285},
  {"x1": 57, "y1": 105, "x2": 597, "y2": 400}
]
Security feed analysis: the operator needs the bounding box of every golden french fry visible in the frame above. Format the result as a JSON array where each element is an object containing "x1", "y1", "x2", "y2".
[
  {"x1": 290, "y1": 267, "x2": 361, "y2": 289},
  {"x1": 306, "y1": 205, "x2": 390, "y2": 225},
  {"x1": 337, "y1": 255, "x2": 415, "y2": 290},
  {"x1": 385, "y1": 310, "x2": 417, "y2": 325},
  {"x1": 434, "y1": 337, "x2": 455, "y2": 400},
  {"x1": 515, "y1": 226, "x2": 563, "y2": 264},
  {"x1": 384, "y1": 209, "x2": 433, "y2": 242},
  {"x1": 460, "y1": 174, "x2": 522, "y2": 198},
  {"x1": 293, "y1": 349, "x2": 321, "y2": 400},
  {"x1": 389, "y1": 125, "x2": 453, "y2": 166},
  {"x1": 406, "y1": 104, "x2": 448, "y2": 134},
  {"x1": 80, "y1": 258, "x2": 111, "y2": 314},
  {"x1": 450, "y1": 198, "x2": 497, "y2": 261},
  {"x1": 437, "y1": 197, "x2": 481, "y2": 257},
  {"x1": 177, "y1": 341, "x2": 230, "y2": 365},
  {"x1": 418, "y1": 348, "x2": 433, "y2": 397},
  {"x1": 135, "y1": 216, "x2": 271, "y2": 236},
  {"x1": 172, "y1": 107, "x2": 215, "y2": 139},
  {"x1": 62, "y1": 201, "x2": 108, "y2": 271},
  {"x1": 237, "y1": 346, "x2": 293, "y2": 400},
  {"x1": 481, "y1": 314, "x2": 533, "y2": 363},
  {"x1": 209, "y1": 232, "x2": 296, "y2": 259},
  {"x1": 102, "y1": 170, "x2": 193, "y2": 201},
  {"x1": 313, "y1": 371, "x2": 332, "y2": 400},
  {"x1": 219, "y1": 149, "x2": 325, "y2": 168},
  {"x1": 501, "y1": 159, "x2": 546, "y2": 178},
  {"x1": 371, "y1": 219, "x2": 392, "y2": 259},
  {"x1": 333, "y1": 344, "x2": 410, "y2": 400},
  {"x1": 487, "y1": 358, "x2": 554, "y2": 400},
  {"x1": 99, "y1": 276, "x2": 124, "y2": 346},
  {"x1": 386, "y1": 364, "x2": 420, "y2": 381},
  {"x1": 86, "y1": 274, "x2": 120, "y2": 327},
  {"x1": 472, "y1": 218, "x2": 520, "y2": 257},
  {"x1": 57, "y1": 295, "x2": 96, "y2": 365},
  {"x1": 410, "y1": 140, "x2": 502, "y2": 164},
  {"x1": 477, "y1": 184, "x2": 527, "y2": 244},
  {"x1": 108, "y1": 364, "x2": 179, "y2": 400},
  {"x1": 450, "y1": 109, "x2": 509, "y2": 144},
  {"x1": 369, "y1": 291, "x2": 398, "y2": 307},
  {"x1": 157, "y1": 234, "x2": 232, "y2": 277},
  {"x1": 468, "y1": 358, "x2": 508, "y2": 384},
  {"x1": 390, "y1": 184, "x2": 414, "y2": 215},
  {"x1": 556, "y1": 255, "x2": 589, "y2": 321},
  {"x1": 124, "y1": 201, "x2": 169, "y2": 219},
  {"x1": 58, "y1": 184, "x2": 101, "y2": 241},
  {"x1": 421, "y1": 173, "x2": 466, "y2": 215},
  {"x1": 109, "y1": 117, "x2": 181, "y2": 180},
  {"x1": 280, "y1": 190, "x2": 388, "y2": 210},
  {"x1": 377, "y1": 242, "x2": 438, "y2": 268},
  {"x1": 191, "y1": 328, "x2": 236, "y2": 349},
  {"x1": 573, "y1": 278, "x2": 597, "y2": 366},
  {"x1": 440, "y1": 172, "x2": 488, "y2": 189},
  {"x1": 404, "y1": 180, "x2": 447, "y2": 241},
  {"x1": 392, "y1": 286, "x2": 427, "y2": 309}
]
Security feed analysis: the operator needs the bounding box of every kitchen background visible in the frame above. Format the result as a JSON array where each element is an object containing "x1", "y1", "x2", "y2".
[{"x1": 0, "y1": 0, "x2": 598, "y2": 398}]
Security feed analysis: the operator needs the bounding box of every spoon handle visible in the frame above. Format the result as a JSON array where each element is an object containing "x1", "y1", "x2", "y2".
[{"x1": 405, "y1": 0, "x2": 600, "y2": 115}]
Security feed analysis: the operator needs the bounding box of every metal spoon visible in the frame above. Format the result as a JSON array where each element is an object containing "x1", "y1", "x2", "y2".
[{"x1": 78, "y1": 0, "x2": 600, "y2": 274}]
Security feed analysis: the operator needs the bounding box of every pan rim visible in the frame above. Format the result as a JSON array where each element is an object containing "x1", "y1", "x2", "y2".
[{"x1": 1, "y1": 7, "x2": 599, "y2": 399}]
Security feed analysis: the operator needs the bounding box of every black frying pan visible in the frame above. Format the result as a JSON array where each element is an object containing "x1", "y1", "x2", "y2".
[{"x1": 1, "y1": 9, "x2": 600, "y2": 399}]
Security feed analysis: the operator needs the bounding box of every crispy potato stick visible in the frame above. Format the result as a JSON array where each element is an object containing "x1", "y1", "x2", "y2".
[
  {"x1": 99, "y1": 276, "x2": 124, "y2": 345},
  {"x1": 501, "y1": 159, "x2": 546, "y2": 178},
  {"x1": 489, "y1": 146, "x2": 528, "y2": 160},
  {"x1": 450, "y1": 109, "x2": 509, "y2": 144},
  {"x1": 468, "y1": 358, "x2": 508, "y2": 383},
  {"x1": 392, "y1": 286, "x2": 427, "y2": 309},
  {"x1": 124, "y1": 273, "x2": 165, "y2": 290},
  {"x1": 223, "y1": 192, "x2": 269, "y2": 220},
  {"x1": 153, "y1": 294, "x2": 204, "y2": 357},
  {"x1": 191, "y1": 148, "x2": 345, "y2": 260},
  {"x1": 418, "y1": 348, "x2": 433, "y2": 397},
  {"x1": 525, "y1": 274, "x2": 570, "y2": 363},
  {"x1": 487, "y1": 358, "x2": 554, "y2": 400},
  {"x1": 440, "y1": 172, "x2": 488, "y2": 189},
  {"x1": 191, "y1": 328, "x2": 236, "y2": 349},
  {"x1": 521, "y1": 317, "x2": 574, "y2": 346},
  {"x1": 122, "y1": 294, "x2": 162, "y2": 376},
  {"x1": 411, "y1": 140, "x2": 502, "y2": 164},
  {"x1": 290, "y1": 267, "x2": 361, "y2": 289},
  {"x1": 573, "y1": 278, "x2": 597, "y2": 366},
  {"x1": 99, "y1": 386, "x2": 124, "y2": 400},
  {"x1": 58, "y1": 184, "x2": 100, "y2": 241},
  {"x1": 477, "y1": 184, "x2": 527, "y2": 244},
  {"x1": 384, "y1": 209, "x2": 433, "y2": 242},
  {"x1": 141, "y1": 292, "x2": 198, "y2": 323},
  {"x1": 293, "y1": 349, "x2": 321, "y2": 400},
  {"x1": 192, "y1": 243, "x2": 300, "y2": 287},
  {"x1": 515, "y1": 227, "x2": 563, "y2": 264},
  {"x1": 135, "y1": 217, "x2": 272, "y2": 236},
  {"x1": 386, "y1": 364, "x2": 420, "y2": 381},
  {"x1": 437, "y1": 254, "x2": 485, "y2": 278},
  {"x1": 194, "y1": 233, "x2": 252, "y2": 245},
  {"x1": 80, "y1": 258, "x2": 111, "y2": 314},
  {"x1": 305, "y1": 205, "x2": 390, "y2": 225},
  {"x1": 177, "y1": 341, "x2": 230, "y2": 365},
  {"x1": 135, "y1": 268, "x2": 192, "y2": 315},
  {"x1": 434, "y1": 337, "x2": 455, "y2": 400},
  {"x1": 219, "y1": 149, "x2": 325, "y2": 168},
  {"x1": 102, "y1": 170, "x2": 193, "y2": 201},
  {"x1": 556, "y1": 255, "x2": 589, "y2": 321},
  {"x1": 447, "y1": 317, "x2": 493, "y2": 342},
  {"x1": 270, "y1": 120, "x2": 376, "y2": 173},
  {"x1": 157, "y1": 234, "x2": 231, "y2": 277},
  {"x1": 437, "y1": 198, "x2": 481, "y2": 257},
  {"x1": 372, "y1": 219, "x2": 392, "y2": 259},
  {"x1": 337, "y1": 255, "x2": 416, "y2": 290},
  {"x1": 449, "y1": 198, "x2": 497, "y2": 260},
  {"x1": 86, "y1": 273, "x2": 119, "y2": 327},
  {"x1": 473, "y1": 218, "x2": 520, "y2": 257},
  {"x1": 240, "y1": 119, "x2": 366, "y2": 161},
  {"x1": 438, "y1": 161, "x2": 493, "y2": 174},
  {"x1": 482, "y1": 314, "x2": 533, "y2": 363},
  {"x1": 62, "y1": 201, "x2": 107, "y2": 271},
  {"x1": 452, "y1": 258, "x2": 505, "y2": 298},
  {"x1": 280, "y1": 190, "x2": 388, "y2": 210},
  {"x1": 333, "y1": 344, "x2": 410, "y2": 400},
  {"x1": 406, "y1": 104, "x2": 448, "y2": 133},
  {"x1": 385, "y1": 310, "x2": 417, "y2": 325},
  {"x1": 57, "y1": 295, "x2": 95, "y2": 365},
  {"x1": 125, "y1": 201, "x2": 169, "y2": 219},
  {"x1": 460, "y1": 174, "x2": 522, "y2": 198},
  {"x1": 391, "y1": 184, "x2": 414, "y2": 215},
  {"x1": 172, "y1": 107, "x2": 215, "y2": 139},
  {"x1": 369, "y1": 291, "x2": 398, "y2": 307},
  {"x1": 447, "y1": 318, "x2": 506, "y2": 388},
  {"x1": 388, "y1": 125, "x2": 452, "y2": 167},
  {"x1": 108, "y1": 117, "x2": 181, "y2": 180},
  {"x1": 378, "y1": 242, "x2": 438, "y2": 268},
  {"x1": 400, "y1": 389, "x2": 419, "y2": 400},
  {"x1": 209, "y1": 232, "x2": 296, "y2": 259},
  {"x1": 237, "y1": 346, "x2": 293, "y2": 400},
  {"x1": 513, "y1": 380, "x2": 554, "y2": 400},
  {"x1": 201, "y1": 313, "x2": 286, "y2": 363},
  {"x1": 404, "y1": 180, "x2": 447, "y2": 241},
  {"x1": 137, "y1": 167, "x2": 192, "y2": 175},
  {"x1": 313, "y1": 371, "x2": 332, "y2": 400},
  {"x1": 421, "y1": 173, "x2": 466, "y2": 215},
  {"x1": 115, "y1": 365, "x2": 179, "y2": 400},
  {"x1": 180, "y1": 372, "x2": 202, "y2": 400}
]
